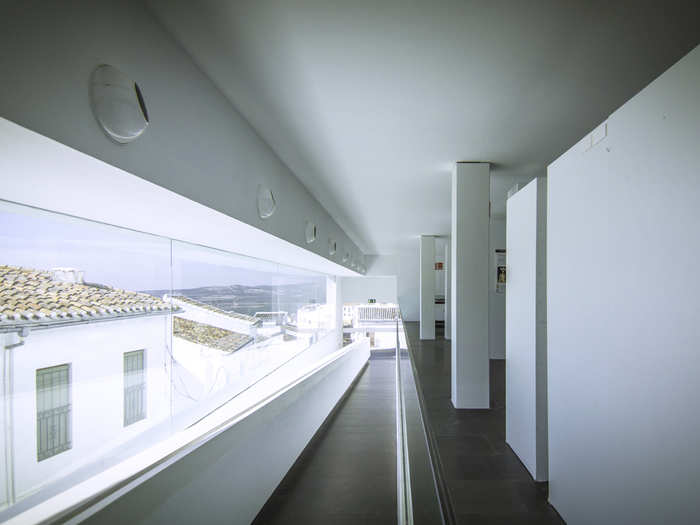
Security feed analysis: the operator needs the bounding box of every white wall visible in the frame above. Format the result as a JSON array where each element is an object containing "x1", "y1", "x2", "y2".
[
  {"x1": 505, "y1": 178, "x2": 547, "y2": 481},
  {"x1": 0, "y1": 0, "x2": 362, "y2": 269},
  {"x1": 490, "y1": 174, "x2": 539, "y2": 358},
  {"x1": 434, "y1": 238, "x2": 446, "y2": 322},
  {"x1": 434, "y1": 238, "x2": 446, "y2": 295},
  {"x1": 547, "y1": 45, "x2": 700, "y2": 524},
  {"x1": 488, "y1": 217, "x2": 506, "y2": 358},
  {"x1": 398, "y1": 248, "x2": 420, "y2": 322},
  {"x1": 366, "y1": 252, "x2": 420, "y2": 321},
  {"x1": 340, "y1": 276, "x2": 398, "y2": 304}
]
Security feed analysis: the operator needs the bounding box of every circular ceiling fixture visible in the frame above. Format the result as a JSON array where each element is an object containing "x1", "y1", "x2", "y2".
[
  {"x1": 256, "y1": 185, "x2": 277, "y2": 219},
  {"x1": 328, "y1": 238, "x2": 337, "y2": 256},
  {"x1": 90, "y1": 64, "x2": 149, "y2": 144},
  {"x1": 342, "y1": 250, "x2": 350, "y2": 263},
  {"x1": 305, "y1": 220, "x2": 317, "y2": 244}
]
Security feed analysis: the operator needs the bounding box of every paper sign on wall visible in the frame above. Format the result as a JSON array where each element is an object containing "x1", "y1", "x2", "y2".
[{"x1": 495, "y1": 249, "x2": 506, "y2": 294}]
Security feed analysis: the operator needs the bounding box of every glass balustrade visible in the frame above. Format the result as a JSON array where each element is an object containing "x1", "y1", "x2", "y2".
[{"x1": 395, "y1": 315, "x2": 449, "y2": 525}]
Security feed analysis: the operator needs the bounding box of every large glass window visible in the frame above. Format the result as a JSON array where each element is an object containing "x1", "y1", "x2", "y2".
[{"x1": 0, "y1": 199, "x2": 337, "y2": 516}]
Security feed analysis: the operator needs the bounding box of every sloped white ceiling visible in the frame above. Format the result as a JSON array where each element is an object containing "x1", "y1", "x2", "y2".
[{"x1": 148, "y1": 0, "x2": 699, "y2": 253}]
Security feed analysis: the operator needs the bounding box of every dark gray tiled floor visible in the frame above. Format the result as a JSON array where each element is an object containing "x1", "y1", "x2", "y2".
[
  {"x1": 253, "y1": 356, "x2": 397, "y2": 524},
  {"x1": 405, "y1": 322, "x2": 565, "y2": 525}
]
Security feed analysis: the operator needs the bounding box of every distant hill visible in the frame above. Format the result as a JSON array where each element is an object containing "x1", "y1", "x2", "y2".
[{"x1": 142, "y1": 283, "x2": 324, "y2": 318}]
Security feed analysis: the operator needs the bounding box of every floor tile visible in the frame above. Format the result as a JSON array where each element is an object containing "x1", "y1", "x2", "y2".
[
  {"x1": 253, "y1": 356, "x2": 398, "y2": 524},
  {"x1": 404, "y1": 322, "x2": 564, "y2": 525}
]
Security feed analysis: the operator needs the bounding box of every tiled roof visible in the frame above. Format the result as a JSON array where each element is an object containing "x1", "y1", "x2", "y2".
[
  {"x1": 173, "y1": 316, "x2": 252, "y2": 353},
  {"x1": 171, "y1": 295, "x2": 261, "y2": 325},
  {"x1": 0, "y1": 265, "x2": 174, "y2": 329}
]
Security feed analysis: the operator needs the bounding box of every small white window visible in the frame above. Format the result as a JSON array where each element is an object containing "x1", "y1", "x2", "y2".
[
  {"x1": 36, "y1": 364, "x2": 72, "y2": 461},
  {"x1": 124, "y1": 350, "x2": 146, "y2": 426}
]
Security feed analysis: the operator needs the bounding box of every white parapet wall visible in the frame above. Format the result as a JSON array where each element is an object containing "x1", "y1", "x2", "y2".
[{"x1": 547, "y1": 45, "x2": 700, "y2": 524}]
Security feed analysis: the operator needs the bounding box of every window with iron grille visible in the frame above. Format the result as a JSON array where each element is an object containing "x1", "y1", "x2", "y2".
[
  {"x1": 36, "y1": 364, "x2": 72, "y2": 461},
  {"x1": 123, "y1": 349, "x2": 146, "y2": 426}
]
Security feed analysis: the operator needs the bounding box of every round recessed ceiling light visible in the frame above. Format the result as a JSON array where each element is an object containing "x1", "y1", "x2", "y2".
[
  {"x1": 328, "y1": 238, "x2": 337, "y2": 256},
  {"x1": 90, "y1": 64, "x2": 149, "y2": 144},
  {"x1": 257, "y1": 185, "x2": 276, "y2": 219}
]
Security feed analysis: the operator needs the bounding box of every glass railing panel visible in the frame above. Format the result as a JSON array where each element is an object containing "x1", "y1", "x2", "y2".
[{"x1": 396, "y1": 317, "x2": 445, "y2": 525}]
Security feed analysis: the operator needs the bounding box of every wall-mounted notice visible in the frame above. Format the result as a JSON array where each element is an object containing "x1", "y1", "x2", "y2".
[{"x1": 495, "y1": 249, "x2": 506, "y2": 294}]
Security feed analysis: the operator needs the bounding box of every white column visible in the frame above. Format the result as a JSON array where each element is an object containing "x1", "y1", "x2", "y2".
[
  {"x1": 419, "y1": 235, "x2": 436, "y2": 340},
  {"x1": 444, "y1": 240, "x2": 451, "y2": 340},
  {"x1": 331, "y1": 276, "x2": 343, "y2": 349},
  {"x1": 451, "y1": 162, "x2": 490, "y2": 408}
]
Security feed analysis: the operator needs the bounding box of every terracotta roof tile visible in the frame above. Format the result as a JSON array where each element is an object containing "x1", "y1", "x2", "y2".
[
  {"x1": 173, "y1": 316, "x2": 252, "y2": 353},
  {"x1": 170, "y1": 295, "x2": 261, "y2": 325},
  {"x1": 0, "y1": 265, "x2": 174, "y2": 329}
]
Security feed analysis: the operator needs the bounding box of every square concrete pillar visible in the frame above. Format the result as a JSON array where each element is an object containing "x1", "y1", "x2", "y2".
[
  {"x1": 451, "y1": 162, "x2": 490, "y2": 408},
  {"x1": 419, "y1": 235, "x2": 436, "y2": 339}
]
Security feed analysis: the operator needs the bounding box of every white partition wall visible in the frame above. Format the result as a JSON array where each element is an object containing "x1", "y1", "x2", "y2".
[
  {"x1": 505, "y1": 178, "x2": 547, "y2": 481},
  {"x1": 547, "y1": 45, "x2": 700, "y2": 524},
  {"x1": 420, "y1": 235, "x2": 436, "y2": 339},
  {"x1": 451, "y1": 162, "x2": 490, "y2": 408},
  {"x1": 444, "y1": 241, "x2": 451, "y2": 340}
]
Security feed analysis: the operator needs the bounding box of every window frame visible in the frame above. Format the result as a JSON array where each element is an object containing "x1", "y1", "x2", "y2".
[
  {"x1": 123, "y1": 349, "x2": 147, "y2": 427},
  {"x1": 36, "y1": 363, "x2": 72, "y2": 462}
]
